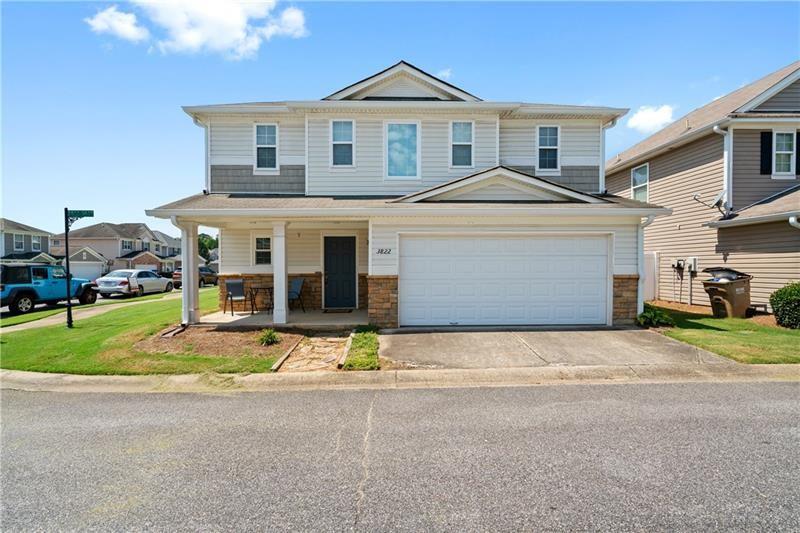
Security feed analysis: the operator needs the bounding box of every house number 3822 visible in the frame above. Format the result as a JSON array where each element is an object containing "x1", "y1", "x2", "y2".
[{"x1": 376, "y1": 248, "x2": 392, "y2": 255}]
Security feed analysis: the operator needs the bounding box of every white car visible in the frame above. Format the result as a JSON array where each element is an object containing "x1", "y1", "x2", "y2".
[{"x1": 96, "y1": 269, "x2": 173, "y2": 298}]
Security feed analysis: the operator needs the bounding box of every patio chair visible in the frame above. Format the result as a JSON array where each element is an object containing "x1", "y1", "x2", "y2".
[
  {"x1": 223, "y1": 278, "x2": 254, "y2": 316},
  {"x1": 288, "y1": 277, "x2": 305, "y2": 313}
]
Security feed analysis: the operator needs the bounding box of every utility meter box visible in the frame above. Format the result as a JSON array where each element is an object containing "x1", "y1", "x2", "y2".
[
  {"x1": 670, "y1": 258, "x2": 685, "y2": 269},
  {"x1": 686, "y1": 257, "x2": 698, "y2": 272}
]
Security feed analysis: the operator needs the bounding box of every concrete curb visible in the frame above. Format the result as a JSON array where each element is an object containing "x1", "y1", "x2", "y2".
[{"x1": 2, "y1": 363, "x2": 799, "y2": 394}]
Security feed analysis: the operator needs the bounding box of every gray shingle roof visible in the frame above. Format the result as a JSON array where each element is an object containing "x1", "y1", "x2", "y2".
[
  {"x1": 53, "y1": 222, "x2": 155, "y2": 240},
  {"x1": 0, "y1": 218, "x2": 52, "y2": 235}
]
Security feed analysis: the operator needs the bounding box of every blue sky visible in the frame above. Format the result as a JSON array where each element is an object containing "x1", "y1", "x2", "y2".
[{"x1": 2, "y1": 1, "x2": 798, "y2": 236}]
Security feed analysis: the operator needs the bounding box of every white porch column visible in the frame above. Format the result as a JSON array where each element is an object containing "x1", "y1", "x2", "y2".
[
  {"x1": 272, "y1": 221, "x2": 288, "y2": 324},
  {"x1": 177, "y1": 221, "x2": 199, "y2": 324}
]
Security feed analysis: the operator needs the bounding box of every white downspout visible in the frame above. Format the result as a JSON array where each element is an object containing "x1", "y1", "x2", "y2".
[
  {"x1": 599, "y1": 118, "x2": 618, "y2": 194},
  {"x1": 713, "y1": 124, "x2": 731, "y2": 214},
  {"x1": 790, "y1": 215, "x2": 800, "y2": 230},
  {"x1": 637, "y1": 215, "x2": 656, "y2": 315},
  {"x1": 193, "y1": 115, "x2": 210, "y2": 193}
]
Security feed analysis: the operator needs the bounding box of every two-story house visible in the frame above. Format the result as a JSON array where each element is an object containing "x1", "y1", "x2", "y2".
[
  {"x1": 50, "y1": 222, "x2": 180, "y2": 279},
  {"x1": 147, "y1": 61, "x2": 669, "y2": 327},
  {"x1": 606, "y1": 61, "x2": 800, "y2": 310},
  {"x1": 0, "y1": 218, "x2": 57, "y2": 264}
]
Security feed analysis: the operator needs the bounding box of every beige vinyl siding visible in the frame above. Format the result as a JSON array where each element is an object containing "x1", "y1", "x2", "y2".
[
  {"x1": 208, "y1": 116, "x2": 305, "y2": 166},
  {"x1": 368, "y1": 216, "x2": 640, "y2": 276},
  {"x1": 607, "y1": 133, "x2": 800, "y2": 309},
  {"x1": 499, "y1": 119, "x2": 602, "y2": 167},
  {"x1": 306, "y1": 115, "x2": 497, "y2": 195},
  {"x1": 732, "y1": 128, "x2": 799, "y2": 208},
  {"x1": 218, "y1": 226, "x2": 368, "y2": 275},
  {"x1": 753, "y1": 79, "x2": 800, "y2": 112},
  {"x1": 355, "y1": 75, "x2": 453, "y2": 100},
  {"x1": 50, "y1": 238, "x2": 120, "y2": 261}
]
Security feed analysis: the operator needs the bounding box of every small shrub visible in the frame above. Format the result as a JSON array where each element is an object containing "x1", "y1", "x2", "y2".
[
  {"x1": 637, "y1": 303, "x2": 675, "y2": 328},
  {"x1": 770, "y1": 282, "x2": 800, "y2": 329},
  {"x1": 258, "y1": 328, "x2": 281, "y2": 346}
]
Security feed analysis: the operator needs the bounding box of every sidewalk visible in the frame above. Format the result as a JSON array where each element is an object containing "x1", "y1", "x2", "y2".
[
  {"x1": 2, "y1": 363, "x2": 798, "y2": 394},
  {"x1": 1, "y1": 291, "x2": 185, "y2": 333}
]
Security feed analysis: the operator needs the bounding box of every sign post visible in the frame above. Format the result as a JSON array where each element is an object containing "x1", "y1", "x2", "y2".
[{"x1": 63, "y1": 209, "x2": 94, "y2": 328}]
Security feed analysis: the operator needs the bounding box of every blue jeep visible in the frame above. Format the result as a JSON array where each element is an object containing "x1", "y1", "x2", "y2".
[{"x1": 0, "y1": 263, "x2": 98, "y2": 315}]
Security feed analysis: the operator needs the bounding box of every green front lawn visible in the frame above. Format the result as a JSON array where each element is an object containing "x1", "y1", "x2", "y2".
[
  {"x1": 656, "y1": 307, "x2": 800, "y2": 364},
  {"x1": 342, "y1": 326, "x2": 380, "y2": 370},
  {"x1": 0, "y1": 290, "x2": 274, "y2": 375}
]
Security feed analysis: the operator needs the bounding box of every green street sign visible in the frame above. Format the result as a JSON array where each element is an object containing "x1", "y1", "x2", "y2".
[{"x1": 67, "y1": 210, "x2": 94, "y2": 218}]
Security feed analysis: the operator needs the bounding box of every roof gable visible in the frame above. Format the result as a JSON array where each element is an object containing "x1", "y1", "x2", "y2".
[
  {"x1": 393, "y1": 166, "x2": 606, "y2": 204},
  {"x1": 0, "y1": 218, "x2": 52, "y2": 236},
  {"x1": 323, "y1": 61, "x2": 480, "y2": 102},
  {"x1": 68, "y1": 247, "x2": 107, "y2": 263},
  {"x1": 747, "y1": 76, "x2": 800, "y2": 113}
]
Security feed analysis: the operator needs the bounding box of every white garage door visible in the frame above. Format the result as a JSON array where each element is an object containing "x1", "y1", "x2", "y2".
[
  {"x1": 134, "y1": 264, "x2": 158, "y2": 271},
  {"x1": 399, "y1": 235, "x2": 609, "y2": 326},
  {"x1": 69, "y1": 262, "x2": 104, "y2": 281}
]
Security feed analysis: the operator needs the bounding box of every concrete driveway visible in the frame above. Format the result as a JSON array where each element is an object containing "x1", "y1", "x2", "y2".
[{"x1": 379, "y1": 328, "x2": 732, "y2": 369}]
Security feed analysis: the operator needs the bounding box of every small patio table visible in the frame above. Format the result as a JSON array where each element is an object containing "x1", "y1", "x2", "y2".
[{"x1": 249, "y1": 286, "x2": 274, "y2": 313}]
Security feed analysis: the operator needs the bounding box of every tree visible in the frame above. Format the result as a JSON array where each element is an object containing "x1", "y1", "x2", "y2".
[{"x1": 197, "y1": 233, "x2": 218, "y2": 260}]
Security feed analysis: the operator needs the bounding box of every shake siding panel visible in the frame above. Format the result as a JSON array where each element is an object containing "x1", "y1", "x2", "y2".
[{"x1": 732, "y1": 129, "x2": 799, "y2": 208}]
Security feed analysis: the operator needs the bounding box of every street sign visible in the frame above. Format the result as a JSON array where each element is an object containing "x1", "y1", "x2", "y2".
[{"x1": 64, "y1": 207, "x2": 94, "y2": 328}]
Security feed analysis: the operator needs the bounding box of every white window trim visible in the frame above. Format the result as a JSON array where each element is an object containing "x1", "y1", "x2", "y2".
[
  {"x1": 536, "y1": 125, "x2": 561, "y2": 175},
  {"x1": 329, "y1": 119, "x2": 356, "y2": 169},
  {"x1": 31, "y1": 235, "x2": 41, "y2": 252},
  {"x1": 253, "y1": 123, "x2": 280, "y2": 175},
  {"x1": 251, "y1": 233, "x2": 272, "y2": 266},
  {"x1": 631, "y1": 163, "x2": 650, "y2": 202},
  {"x1": 449, "y1": 120, "x2": 474, "y2": 169},
  {"x1": 13, "y1": 234, "x2": 24, "y2": 251},
  {"x1": 772, "y1": 129, "x2": 796, "y2": 180},
  {"x1": 384, "y1": 120, "x2": 422, "y2": 181},
  {"x1": 121, "y1": 239, "x2": 133, "y2": 253}
]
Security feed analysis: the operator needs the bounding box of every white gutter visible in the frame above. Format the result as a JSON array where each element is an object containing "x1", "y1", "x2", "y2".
[
  {"x1": 637, "y1": 215, "x2": 657, "y2": 315},
  {"x1": 599, "y1": 118, "x2": 619, "y2": 193},
  {"x1": 706, "y1": 211, "x2": 800, "y2": 228},
  {"x1": 790, "y1": 216, "x2": 800, "y2": 230},
  {"x1": 712, "y1": 124, "x2": 732, "y2": 214},
  {"x1": 146, "y1": 206, "x2": 671, "y2": 219}
]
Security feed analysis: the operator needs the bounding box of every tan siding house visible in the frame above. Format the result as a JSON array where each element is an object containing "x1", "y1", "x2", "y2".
[{"x1": 606, "y1": 62, "x2": 800, "y2": 311}]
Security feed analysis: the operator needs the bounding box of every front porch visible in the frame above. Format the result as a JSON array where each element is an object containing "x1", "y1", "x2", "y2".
[{"x1": 200, "y1": 308, "x2": 369, "y2": 330}]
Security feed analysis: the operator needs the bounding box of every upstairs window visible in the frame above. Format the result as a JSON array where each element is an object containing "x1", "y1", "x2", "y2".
[
  {"x1": 331, "y1": 120, "x2": 354, "y2": 167},
  {"x1": 142, "y1": 241, "x2": 150, "y2": 252},
  {"x1": 773, "y1": 131, "x2": 796, "y2": 177},
  {"x1": 254, "y1": 237, "x2": 271, "y2": 265},
  {"x1": 255, "y1": 124, "x2": 278, "y2": 171},
  {"x1": 450, "y1": 121, "x2": 473, "y2": 167},
  {"x1": 122, "y1": 240, "x2": 133, "y2": 252},
  {"x1": 31, "y1": 235, "x2": 41, "y2": 252},
  {"x1": 386, "y1": 121, "x2": 420, "y2": 179},
  {"x1": 14, "y1": 234, "x2": 24, "y2": 251},
  {"x1": 537, "y1": 126, "x2": 560, "y2": 171},
  {"x1": 631, "y1": 163, "x2": 649, "y2": 202},
  {"x1": 155, "y1": 243, "x2": 161, "y2": 254}
]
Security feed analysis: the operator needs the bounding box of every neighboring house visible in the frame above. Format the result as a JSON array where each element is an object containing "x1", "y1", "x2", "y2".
[
  {"x1": 0, "y1": 218, "x2": 57, "y2": 264},
  {"x1": 153, "y1": 230, "x2": 182, "y2": 258},
  {"x1": 207, "y1": 247, "x2": 220, "y2": 272},
  {"x1": 147, "y1": 61, "x2": 669, "y2": 326},
  {"x1": 606, "y1": 61, "x2": 800, "y2": 310},
  {"x1": 51, "y1": 222, "x2": 178, "y2": 278}
]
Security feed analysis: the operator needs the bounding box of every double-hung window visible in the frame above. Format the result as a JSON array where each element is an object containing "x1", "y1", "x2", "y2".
[
  {"x1": 450, "y1": 121, "x2": 473, "y2": 167},
  {"x1": 773, "y1": 130, "x2": 796, "y2": 178},
  {"x1": 31, "y1": 235, "x2": 41, "y2": 252},
  {"x1": 142, "y1": 241, "x2": 150, "y2": 252},
  {"x1": 254, "y1": 237, "x2": 271, "y2": 265},
  {"x1": 255, "y1": 124, "x2": 278, "y2": 172},
  {"x1": 631, "y1": 163, "x2": 649, "y2": 202},
  {"x1": 122, "y1": 240, "x2": 133, "y2": 252},
  {"x1": 537, "y1": 126, "x2": 560, "y2": 172},
  {"x1": 13, "y1": 234, "x2": 24, "y2": 251},
  {"x1": 331, "y1": 120, "x2": 354, "y2": 167},
  {"x1": 386, "y1": 121, "x2": 420, "y2": 179}
]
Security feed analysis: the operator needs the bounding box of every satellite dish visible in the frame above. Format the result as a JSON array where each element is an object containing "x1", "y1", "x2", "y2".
[{"x1": 711, "y1": 190, "x2": 725, "y2": 208}]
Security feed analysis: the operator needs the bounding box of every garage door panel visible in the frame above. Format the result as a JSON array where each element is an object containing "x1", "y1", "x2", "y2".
[{"x1": 400, "y1": 235, "x2": 609, "y2": 326}]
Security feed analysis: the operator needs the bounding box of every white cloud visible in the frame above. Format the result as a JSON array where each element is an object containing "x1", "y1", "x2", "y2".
[
  {"x1": 85, "y1": 1, "x2": 308, "y2": 60},
  {"x1": 85, "y1": 5, "x2": 150, "y2": 43},
  {"x1": 436, "y1": 68, "x2": 452, "y2": 80},
  {"x1": 626, "y1": 105, "x2": 675, "y2": 134}
]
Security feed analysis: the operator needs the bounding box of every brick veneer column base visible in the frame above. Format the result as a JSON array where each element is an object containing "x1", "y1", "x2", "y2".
[
  {"x1": 613, "y1": 274, "x2": 639, "y2": 325},
  {"x1": 367, "y1": 275, "x2": 398, "y2": 328}
]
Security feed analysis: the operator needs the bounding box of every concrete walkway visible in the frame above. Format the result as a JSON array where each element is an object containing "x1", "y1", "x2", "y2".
[
  {"x1": 0, "y1": 291, "x2": 189, "y2": 333},
  {"x1": 2, "y1": 363, "x2": 798, "y2": 394}
]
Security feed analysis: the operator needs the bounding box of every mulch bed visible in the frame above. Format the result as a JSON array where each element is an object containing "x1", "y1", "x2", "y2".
[
  {"x1": 136, "y1": 327, "x2": 303, "y2": 358},
  {"x1": 650, "y1": 299, "x2": 780, "y2": 328}
]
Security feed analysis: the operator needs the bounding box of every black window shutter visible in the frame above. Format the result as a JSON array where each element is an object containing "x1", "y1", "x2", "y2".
[{"x1": 760, "y1": 131, "x2": 772, "y2": 175}]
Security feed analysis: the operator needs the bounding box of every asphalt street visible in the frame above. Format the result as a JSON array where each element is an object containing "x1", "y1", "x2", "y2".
[{"x1": 2, "y1": 382, "x2": 799, "y2": 531}]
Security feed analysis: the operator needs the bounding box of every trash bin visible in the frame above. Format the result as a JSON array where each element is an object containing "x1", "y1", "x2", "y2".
[{"x1": 701, "y1": 267, "x2": 752, "y2": 318}]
